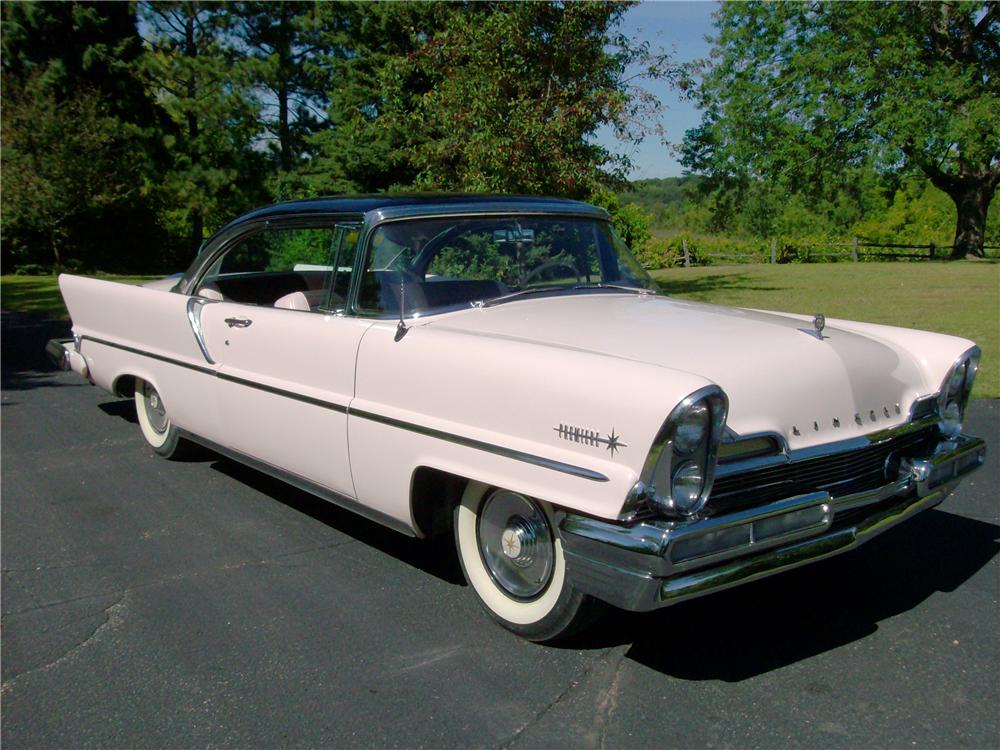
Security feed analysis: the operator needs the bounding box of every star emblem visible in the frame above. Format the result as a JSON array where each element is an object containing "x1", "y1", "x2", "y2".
[{"x1": 605, "y1": 428, "x2": 625, "y2": 457}]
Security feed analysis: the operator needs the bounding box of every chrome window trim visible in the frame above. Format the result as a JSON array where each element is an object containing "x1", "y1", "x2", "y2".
[
  {"x1": 177, "y1": 213, "x2": 365, "y2": 297},
  {"x1": 185, "y1": 296, "x2": 219, "y2": 364},
  {"x1": 346, "y1": 209, "x2": 620, "y2": 319}
]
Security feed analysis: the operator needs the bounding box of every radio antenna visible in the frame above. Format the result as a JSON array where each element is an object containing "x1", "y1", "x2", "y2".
[{"x1": 395, "y1": 276, "x2": 408, "y2": 341}]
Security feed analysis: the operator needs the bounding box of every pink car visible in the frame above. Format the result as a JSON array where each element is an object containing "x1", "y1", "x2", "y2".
[{"x1": 49, "y1": 195, "x2": 986, "y2": 641}]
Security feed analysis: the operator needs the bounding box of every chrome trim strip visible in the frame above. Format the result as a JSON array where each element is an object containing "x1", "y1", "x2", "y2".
[
  {"x1": 186, "y1": 297, "x2": 219, "y2": 364},
  {"x1": 175, "y1": 429, "x2": 417, "y2": 537},
  {"x1": 350, "y1": 407, "x2": 610, "y2": 483},
  {"x1": 715, "y1": 414, "x2": 940, "y2": 479},
  {"x1": 80, "y1": 335, "x2": 215, "y2": 376},
  {"x1": 216, "y1": 372, "x2": 349, "y2": 414},
  {"x1": 84, "y1": 334, "x2": 606, "y2": 482}
]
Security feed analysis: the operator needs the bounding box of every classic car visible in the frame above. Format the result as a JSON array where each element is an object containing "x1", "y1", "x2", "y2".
[{"x1": 49, "y1": 195, "x2": 986, "y2": 641}]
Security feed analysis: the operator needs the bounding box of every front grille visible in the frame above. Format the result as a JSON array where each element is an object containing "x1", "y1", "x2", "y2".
[{"x1": 708, "y1": 424, "x2": 939, "y2": 515}]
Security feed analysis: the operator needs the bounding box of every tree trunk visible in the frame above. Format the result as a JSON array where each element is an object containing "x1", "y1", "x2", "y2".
[
  {"x1": 50, "y1": 229, "x2": 62, "y2": 272},
  {"x1": 277, "y1": 5, "x2": 292, "y2": 171},
  {"x1": 947, "y1": 179, "x2": 994, "y2": 259}
]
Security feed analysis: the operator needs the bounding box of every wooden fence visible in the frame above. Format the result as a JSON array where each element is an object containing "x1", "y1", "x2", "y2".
[{"x1": 682, "y1": 238, "x2": 1000, "y2": 267}]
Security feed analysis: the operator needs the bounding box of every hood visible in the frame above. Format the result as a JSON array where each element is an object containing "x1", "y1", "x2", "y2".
[{"x1": 426, "y1": 293, "x2": 930, "y2": 449}]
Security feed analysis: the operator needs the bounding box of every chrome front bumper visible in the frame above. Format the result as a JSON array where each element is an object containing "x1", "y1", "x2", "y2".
[{"x1": 558, "y1": 434, "x2": 986, "y2": 612}]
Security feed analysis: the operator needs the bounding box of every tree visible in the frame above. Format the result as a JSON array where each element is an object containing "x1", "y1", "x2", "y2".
[
  {"x1": 232, "y1": 1, "x2": 328, "y2": 172},
  {"x1": 384, "y1": 1, "x2": 672, "y2": 197},
  {"x1": 2, "y1": 82, "x2": 151, "y2": 271},
  {"x1": 304, "y1": 1, "x2": 447, "y2": 194},
  {"x1": 684, "y1": 1, "x2": 999, "y2": 257},
  {"x1": 141, "y1": 2, "x2": 265, "y2": 255},
  {"x1": 305, "y1": 2, "x2": 673, "y2": 200},
  {"x1": 1, "y1": 1, "x2": 164, "y2": 272}
]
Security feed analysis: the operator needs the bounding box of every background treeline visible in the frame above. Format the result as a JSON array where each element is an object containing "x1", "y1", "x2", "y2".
[
  {"x1": 3, "y1": 1, "x2": 996, "y2": 276},
  {"x1": 618, "y1": 172, "x2": 1000, "y2": 268},
  {"x1": 1, "y1": 1, "x2": 670, "y2": 275}
]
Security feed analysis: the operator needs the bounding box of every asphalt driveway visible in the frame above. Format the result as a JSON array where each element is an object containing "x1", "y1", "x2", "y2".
[{"x1": 2, "y1": 311, "x2": 998, "y2": 749}]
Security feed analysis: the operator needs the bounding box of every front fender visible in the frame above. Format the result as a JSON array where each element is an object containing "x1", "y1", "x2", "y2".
[{"x1": 348, "y1": 321, "x2": 713, "y2": 523}]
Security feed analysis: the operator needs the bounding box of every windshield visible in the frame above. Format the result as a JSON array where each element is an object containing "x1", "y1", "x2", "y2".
[{"x1": 356, "y1": 215, "x2": 654, "y2": 316}]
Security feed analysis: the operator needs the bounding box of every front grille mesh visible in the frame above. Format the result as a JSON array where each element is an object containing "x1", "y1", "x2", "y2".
[{"x1": 708, "y1": 425, "x2": 939, "y2": 515}]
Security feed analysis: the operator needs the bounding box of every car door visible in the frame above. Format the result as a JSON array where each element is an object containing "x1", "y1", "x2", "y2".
[{"x1": 195, "y1": 222, "x2": 369, "y2": 499}]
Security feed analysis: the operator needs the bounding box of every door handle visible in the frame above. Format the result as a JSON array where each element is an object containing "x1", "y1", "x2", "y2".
[{"x1": 224, "y1": 317, "x2": 253, "y2": 328}]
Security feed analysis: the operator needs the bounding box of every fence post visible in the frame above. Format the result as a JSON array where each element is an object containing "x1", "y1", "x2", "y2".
[
  {"x1": 770, "y1": 237, "x2": 776, "y2": 264},
  {"x1": 852, "y1": 236, "x2": 859, "y2": 262},
  {"x1": 682, "y1": 238, "x2": 691, "y2": 268},
  {"x1": 929, "y1": 241, "x2": 935, "y2": 259}
]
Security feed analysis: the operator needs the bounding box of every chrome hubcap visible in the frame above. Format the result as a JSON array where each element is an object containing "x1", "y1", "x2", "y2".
[
  {"x1": 142, "y1": 381, "x2": 168, "y2": 434},
  {"x1": 477, "y1": 490, "x2": 554, "y2": 600}
]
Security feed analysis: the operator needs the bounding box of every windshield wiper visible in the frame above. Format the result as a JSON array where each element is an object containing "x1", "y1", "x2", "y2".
[
  {"x1": 571, "y1": 282, "x2": 656, "y2": 295},
  {"x1": 475, "y1": 286, "x2": 567, "y2": 308}
]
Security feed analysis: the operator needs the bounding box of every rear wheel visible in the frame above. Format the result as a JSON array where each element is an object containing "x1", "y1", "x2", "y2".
[
  {"x1": 134, "y1": 378, "x2": 190, "y2": 458},
  {"x1": 454, "y1": 481, "x2": 602, "y2": 641}
]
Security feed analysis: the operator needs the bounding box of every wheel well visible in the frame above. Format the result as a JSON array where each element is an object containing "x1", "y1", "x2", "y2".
[
  {"x1": 112, "y1": 374, "x2": 136, "y2": 398},
  {"x1": 410, "y1": 467, "x2": 469, "y2": 538}
]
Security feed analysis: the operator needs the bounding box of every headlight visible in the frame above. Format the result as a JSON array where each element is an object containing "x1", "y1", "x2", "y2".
[
  {"x1": 638, "y1": 386, "x2": 729, "y2": 519},
  {"x1": 938, "y1": 348, "x2": 979, "y2": 438},
  {"x1": 673, "y1": 402, "x2": 709, "y2": 455},
  {"x1": 670, "y1": 461, "x2": 704, "y2": 512}
]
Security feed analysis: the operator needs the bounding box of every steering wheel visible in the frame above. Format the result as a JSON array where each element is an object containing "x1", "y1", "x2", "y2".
[{"x1": 522, "y1": 260, "x2": 582, "y2": 286}]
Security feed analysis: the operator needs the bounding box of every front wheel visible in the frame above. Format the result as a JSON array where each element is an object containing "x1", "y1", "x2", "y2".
[
  {"x1": 454, "y1": 481, "x2": 602, "y2": 642},
  {"x1": 134, "y1": 377, "x2": 191, "y2": 459}
]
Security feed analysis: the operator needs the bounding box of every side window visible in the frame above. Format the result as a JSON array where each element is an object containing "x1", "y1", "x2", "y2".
[{"x1": 198, "y1": 225, "x2": 358, "y2": 311}]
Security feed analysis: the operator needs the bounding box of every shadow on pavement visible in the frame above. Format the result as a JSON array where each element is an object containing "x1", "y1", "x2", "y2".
[
  {"x1": 210, "y1": 458, "x2": 468, "y2": 586},
  {"x1": 565, "y1": 508, "x2": 998, "y2": 681},
  {"x1": 1, "y1": 310, "x2": 72, "y2": 392}
]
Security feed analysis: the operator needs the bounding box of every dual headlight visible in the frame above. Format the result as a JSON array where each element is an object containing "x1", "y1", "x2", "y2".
[
  {"x1": 642, "y1": 386, "x2": 729, "y2": 518},
  {"x1": 938, "y1": 348, "x2": 979, "y2": 438}
]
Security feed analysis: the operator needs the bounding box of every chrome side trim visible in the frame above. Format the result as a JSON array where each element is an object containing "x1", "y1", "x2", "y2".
[
  {"x1": 350, "y1": 407, "x2": 610, "y2": 483},
  {"x1": 82, "y1": 334, "x2": 607, "y2": 482},
  {"x1": 80, "y1": 335, "x2": 215, "y2": 376},
  {"x1": 175, "y1": 429, "x2": 417, "y2": 537},
  {"x1": 216, "y1": 372, "x2": 348, "y2": 414},
  {"x1": 186, "y1": 296, "x2": 219, "y2": 364}
]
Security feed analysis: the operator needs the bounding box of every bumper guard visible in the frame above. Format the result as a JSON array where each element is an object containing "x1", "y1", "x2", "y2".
[{"x1": 559, "y1": 434, "x2": 986, "y2": 612}]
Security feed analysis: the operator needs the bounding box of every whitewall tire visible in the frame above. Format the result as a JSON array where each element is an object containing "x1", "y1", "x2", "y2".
[
  {"x1": 134, "y1": 377, "x2": 189, "y2": 458},
  {"x1": 454, "y1": 481, "x2": 602, "y2": 641}
]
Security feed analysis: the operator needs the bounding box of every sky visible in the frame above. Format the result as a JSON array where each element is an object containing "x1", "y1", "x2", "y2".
[{"x1": 594, "y1": 1, "x2": 719, "y2": 180}]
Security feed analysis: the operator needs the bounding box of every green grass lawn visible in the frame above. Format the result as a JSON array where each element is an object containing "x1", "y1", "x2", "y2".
[
  {"x1": 3, "y1": 263, "x2": 998, "y2": 397},
  {"x1": 1, "y1": 274, "x2": 159, "y2": 320},
  {"x1": 651, "y1": 261, "x2": 1000, "y2": 399}
]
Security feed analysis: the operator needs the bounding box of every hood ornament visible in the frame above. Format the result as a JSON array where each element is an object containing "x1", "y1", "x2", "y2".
[{"x1": 813, "y1": 313, "x2": 826, "y2": 336}]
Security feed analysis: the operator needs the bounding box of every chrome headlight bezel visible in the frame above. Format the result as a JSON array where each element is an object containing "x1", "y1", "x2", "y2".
[
  {"x1": 635, "y1": 385, "x2": 729, "y2": 519},
  {"x1": 938, "y1": 346, "x2": 979, "y2": 438}
]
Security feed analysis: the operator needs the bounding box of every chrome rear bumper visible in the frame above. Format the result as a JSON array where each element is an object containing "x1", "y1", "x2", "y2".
[
  {"x1": 559, "y1": 434, "x2": 986, "y2": 612},
  {"x1": 45, "y1": 337, "x2": 89, "y2": 379}
]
